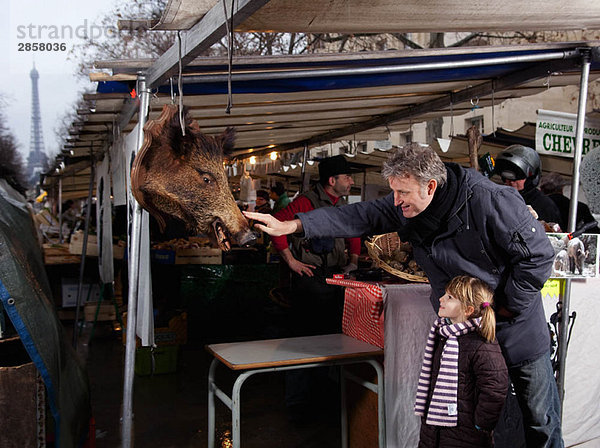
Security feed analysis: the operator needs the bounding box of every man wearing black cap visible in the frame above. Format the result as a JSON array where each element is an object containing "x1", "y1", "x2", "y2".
[
  {"x1": 268, "y1": 155, "x2": 360, "y2": 421},
  {"x1": 270, "y1": 155, "x2": 359, "y2": 280}
]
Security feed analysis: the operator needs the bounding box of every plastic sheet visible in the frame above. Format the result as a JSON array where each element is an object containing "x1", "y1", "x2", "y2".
[{"x1": 0, "y1": 188, "x2": 90, "y2": 447}]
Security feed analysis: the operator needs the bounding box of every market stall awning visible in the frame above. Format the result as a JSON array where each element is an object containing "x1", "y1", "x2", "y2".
[
  {"x1": 154, "y1": 0, "x2": 600, "y2": 33},
  {"x1": 44, "y1": 42, "x2": 600, "y2": 199}
]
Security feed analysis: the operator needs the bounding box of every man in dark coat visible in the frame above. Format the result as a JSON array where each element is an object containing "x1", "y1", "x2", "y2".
[
  {"x1": 494, "y1": 145, "x2": 562, "y2": 225},
  {"x1": 245, "y1": 143, "x2": 563, "y2": 447}
]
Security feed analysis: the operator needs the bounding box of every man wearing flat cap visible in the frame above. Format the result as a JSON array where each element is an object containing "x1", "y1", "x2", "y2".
[
  {"x1": 271, "y1": 155, "x2": 359, "y2": 281},
  {"x1": 268, "y1": 155, "x2": 360, "y2": 420}
]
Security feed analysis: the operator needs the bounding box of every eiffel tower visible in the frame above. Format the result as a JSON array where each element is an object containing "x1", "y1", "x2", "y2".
[{"x1": 26, "y1": 63, "x2": 49, "y2": 186}]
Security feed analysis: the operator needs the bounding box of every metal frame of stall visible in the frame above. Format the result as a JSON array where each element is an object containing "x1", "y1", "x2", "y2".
[{"x1": 115, "y1": 45, "x2": 597, "y2": 446}]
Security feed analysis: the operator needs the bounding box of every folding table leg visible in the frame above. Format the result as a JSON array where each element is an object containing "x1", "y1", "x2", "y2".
[
  {"x1": 208, "y1": 358, "x2": 219, "y2": 448},
  {"x1": 365, "y1": 359, "x2": 386, "y2": 448},
  {"x1": 231, "y1": 371, "x2": 253, "y2": 448},
  {"x1": 340, "y1": 366, "x2": 348, "y2": 448}
]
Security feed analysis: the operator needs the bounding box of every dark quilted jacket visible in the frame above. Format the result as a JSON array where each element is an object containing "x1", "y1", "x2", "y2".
[{"x1": 418, "y1": 332, "x2": 509, "y2": 448}]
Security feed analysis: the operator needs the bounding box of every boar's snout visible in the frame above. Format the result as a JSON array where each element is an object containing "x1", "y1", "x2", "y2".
[{"x1": 235, "y1": 229, "x2": 259, "y2": 246}]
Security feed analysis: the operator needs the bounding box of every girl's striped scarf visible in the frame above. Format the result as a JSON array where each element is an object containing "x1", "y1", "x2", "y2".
[{"x1": 414, "y1": 317, "x2": 481, "y2": 427}]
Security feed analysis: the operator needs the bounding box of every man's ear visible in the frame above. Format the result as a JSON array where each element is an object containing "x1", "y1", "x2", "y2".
[
  {"x1": 426, "y1": 179, "x2": 437, "y2": 196},
  {"x1": 328, "y1": 176, "x2": 336, "y2": 187}
]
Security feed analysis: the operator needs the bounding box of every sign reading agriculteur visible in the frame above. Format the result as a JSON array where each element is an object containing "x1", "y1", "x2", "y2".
[{"x1": 536, "y1": 109, "x2": 600, "y2": 158}]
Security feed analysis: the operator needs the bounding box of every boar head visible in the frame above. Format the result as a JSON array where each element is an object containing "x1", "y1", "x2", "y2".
[{"x1": 131, "y1": 104, "x2": 256, "y2": 250}]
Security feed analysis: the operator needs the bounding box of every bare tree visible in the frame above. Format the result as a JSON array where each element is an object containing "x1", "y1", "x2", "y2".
[
  {"x1": 69, "y1": 0, "x2": 176, "y2": 80},
  {"x1": 0, "y1": 96, "x2": 27, "y2": 194}
]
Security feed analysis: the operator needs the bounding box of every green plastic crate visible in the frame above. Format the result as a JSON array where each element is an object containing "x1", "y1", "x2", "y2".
[{"x1": 134, "y1": 345, "x2": 179, "y2": 376}]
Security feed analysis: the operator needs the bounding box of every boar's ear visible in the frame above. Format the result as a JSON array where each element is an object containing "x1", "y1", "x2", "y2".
[
  {"x1": 220, "y1": 127, "x2": 236, "y2": 155},
  {"x1": 166, "y1": 107, "x2": 185, "y2": 156}
]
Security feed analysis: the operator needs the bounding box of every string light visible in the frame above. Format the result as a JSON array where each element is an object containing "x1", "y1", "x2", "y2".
[{"x1": 269, "y1": 151, "x2": 278, "y2": 161}]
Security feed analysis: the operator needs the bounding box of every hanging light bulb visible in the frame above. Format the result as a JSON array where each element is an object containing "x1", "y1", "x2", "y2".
[
  {"x1": 269, "y1": 151, "x2": 278, "y2": 161},
  {"x1": 249, "y1": 156, "x2": 257, "y2": 165},
  {"x1": 290, "y1": 152, "x2": 298, "y2": 169}
]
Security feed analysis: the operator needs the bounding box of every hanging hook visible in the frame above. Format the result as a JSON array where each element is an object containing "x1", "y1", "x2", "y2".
[
  {"x1": 222, "y1": 0, "x2": 234, "y2": 114},
  {"x1": 543, "y1": 71, "x2": 562, "y2": 90},
  {"x1": 177, "y1": 31, "x2": 185, "y2": 136},
  {"x1": 170, "y1": 77, "x2": 176, "y2": 104}
]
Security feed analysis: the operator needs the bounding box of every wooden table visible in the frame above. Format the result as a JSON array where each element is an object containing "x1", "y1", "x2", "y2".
[{"x1": 206, "y1": 333, "x2": 385, "y2": 448}]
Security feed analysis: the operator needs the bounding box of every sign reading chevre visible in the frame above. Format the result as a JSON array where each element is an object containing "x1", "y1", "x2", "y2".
[{"x1": 536, "y1": 109, "x2": 600, "y2": 158}]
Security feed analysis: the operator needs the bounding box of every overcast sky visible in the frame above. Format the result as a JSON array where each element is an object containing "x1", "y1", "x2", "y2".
[{"x1": 2, "y1": 0, "x2": 117, "y2": 160}]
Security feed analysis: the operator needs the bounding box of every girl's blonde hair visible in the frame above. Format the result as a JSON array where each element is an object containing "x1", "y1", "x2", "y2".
[{"x1": 446, "y1": 275, "x2": 496, "y2": 342}]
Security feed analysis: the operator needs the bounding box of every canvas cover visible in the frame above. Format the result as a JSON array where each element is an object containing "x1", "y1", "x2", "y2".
[{"x1": 0, "y1": 183, "x2": 90, "y2": 447}]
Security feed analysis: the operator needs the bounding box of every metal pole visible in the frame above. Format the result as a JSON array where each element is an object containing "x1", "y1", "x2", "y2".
[
  {"x1": 557, "y1": 48, "x2": 591, "y2": 413},
  {"x1": 181, "y1": 49, "x2": 580, "y2": 84},
  {"x1": 300, "y1": 142, "x2": 309, "y2": 193},
  {"x1": 72, "y1": 156, "x2": 95, "y2": 348},
  {"x1": 121, "y1": 75, "x2": 150, "y2": 448},
  {"x1": 58, "y1": 178, "x2": 63, "y2": 244}
]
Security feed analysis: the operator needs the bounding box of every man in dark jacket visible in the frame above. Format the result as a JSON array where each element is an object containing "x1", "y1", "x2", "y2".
[
  {"x1": 245, "y1": 143, "x2": 562, "y2": 447},
  {"x1": 494, "y1": 145, "x2": 562, "y2": 225}
]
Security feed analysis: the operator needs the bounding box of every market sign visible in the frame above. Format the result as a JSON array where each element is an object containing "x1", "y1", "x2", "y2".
[{"x1": 536, "y1": 109, "x2": 600, "y2": 158}]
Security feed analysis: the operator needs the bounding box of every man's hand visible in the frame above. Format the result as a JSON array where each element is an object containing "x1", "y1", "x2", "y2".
[
  {"x1": 242, "y1": 211, "x2": 302, "y2": 236},
  {"x1": 341, "y1": 263, "x2": 358, "y2": 274},
  {"x1": 287, "y1": 258, "x2": 317, "y2": 277},
  {"x1": 279, "y1": 247, "x2": 315, "y2": 277}
]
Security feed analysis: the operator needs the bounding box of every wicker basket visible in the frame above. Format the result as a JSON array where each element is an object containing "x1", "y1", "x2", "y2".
[{"x1": 365, "y1": 233, "x2": 429, "y2": 283}]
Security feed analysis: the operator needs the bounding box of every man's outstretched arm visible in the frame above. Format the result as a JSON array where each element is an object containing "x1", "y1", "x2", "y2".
[{"x1": 243, "y1": 211, "x2": 303, "y2": 236}]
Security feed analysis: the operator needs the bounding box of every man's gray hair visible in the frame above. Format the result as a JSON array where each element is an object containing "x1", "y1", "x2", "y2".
[{"x1": 381, "y1": 143, "x2": 447, "y2": 187}]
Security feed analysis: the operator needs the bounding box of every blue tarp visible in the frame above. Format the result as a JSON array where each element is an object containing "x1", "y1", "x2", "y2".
[
  {"x1": 97, "y1": 47, "x2": 599, "y2": 96},
  {"x1": 0, "y1": 186, "x2": 90, "y2": 447}
]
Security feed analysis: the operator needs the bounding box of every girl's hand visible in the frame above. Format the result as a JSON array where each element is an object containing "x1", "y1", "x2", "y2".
[{"x1": 242, "y1": 211, "x2": 301, "y2": 236}]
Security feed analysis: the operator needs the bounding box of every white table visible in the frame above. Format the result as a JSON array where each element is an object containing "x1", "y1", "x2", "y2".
[{"x1": 206, "y1": 333, "x2": 385, "y2": 448}]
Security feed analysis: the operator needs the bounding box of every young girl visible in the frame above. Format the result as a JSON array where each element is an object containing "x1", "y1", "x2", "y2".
[{"x1": 415, "y1": 275, "x2": 508, "y2": 448}]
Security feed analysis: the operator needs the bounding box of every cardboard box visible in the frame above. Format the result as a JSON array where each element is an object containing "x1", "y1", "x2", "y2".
[
  {"x1": 122, "y1": 312, "x2": 187, "y2": 347},
  {"x1": 151, "y1": 249, "x2": 176, "y2": 264},
  {"x1": 175, "y1": 247, "x2": 221, "y2": 265},
  {"x1": 43, "y1": 243, "x2": 81, "y2": 264},
  {"x1": 61, "y1": 278, "x2": 100, "y2": 307},
  {"x1": 69, "y1": 231, "x2": 125, "y2": 259},
  {"x1": 84, "y1": 302, "x2": 117, "y2": 322},
  {"x1": 0, "y1": 337, "x2": 44, "y2": 447}
]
